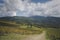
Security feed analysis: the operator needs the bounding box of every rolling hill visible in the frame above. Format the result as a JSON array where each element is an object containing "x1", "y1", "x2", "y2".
[{"x1": 0, "y1": 16, "x2": 60, "y2": 28}]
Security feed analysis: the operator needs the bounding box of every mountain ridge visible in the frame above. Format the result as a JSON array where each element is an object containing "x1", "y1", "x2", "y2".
[{"x1": 0, "y1": 16, "x2": 60, "y2": 28}]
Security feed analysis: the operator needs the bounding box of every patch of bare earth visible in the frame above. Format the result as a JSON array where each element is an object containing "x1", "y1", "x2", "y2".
[{"x1": 22, "y1": 31, "x2": 46, "y2": 40}]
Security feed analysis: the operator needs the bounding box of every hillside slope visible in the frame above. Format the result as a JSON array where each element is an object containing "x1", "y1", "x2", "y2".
[{"x1": 0, "y1": 16, "x2": 60, "y2": 28}]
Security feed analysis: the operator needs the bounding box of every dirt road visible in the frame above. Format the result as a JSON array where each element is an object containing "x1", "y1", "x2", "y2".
[{"x1": 22, "y1": 31, "x2": 46, "y2": 40}]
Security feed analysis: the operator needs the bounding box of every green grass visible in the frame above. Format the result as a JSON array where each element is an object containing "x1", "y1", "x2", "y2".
[
  {"x1": 1, "y1": 27, "x2": 60, "y2": 40},
  {"x1": 1, "y1": 20, "x2": 60, "y2": 40},
  {"x1": 0, "y1": 25, "x2": 43, "y2": 40},
  {"x1": 45, "y1": 28, "x2": 60, "y2": 40},
  {"x1": 0, "y1": 24, "x2": 43, "y2": 40},
  {"x1": 0, "y1": 33, "x2": 28, "y2": 40},
  {"x1": 0, "y1": 20, "x2": 43, "y2": 35},
  {"x1": 0, "y1": 26, "x2": 42, "y2": 35}
]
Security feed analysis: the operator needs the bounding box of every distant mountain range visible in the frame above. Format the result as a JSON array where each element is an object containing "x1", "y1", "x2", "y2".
[
  {"x1": 30, "y1": 16, "x2": 60, "y2": 28},
  {"x1": 0, "y1": 16, "x2": 60, "y2": 28}
]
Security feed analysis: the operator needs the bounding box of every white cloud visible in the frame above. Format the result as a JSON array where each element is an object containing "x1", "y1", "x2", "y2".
[
  {"x1": 0, "y1": 0, "x2": 60, "y2": 17},
  {"x1": 17, "y1": 0, "x2": 60, "y2": 17},
  {"x1": 0, "y1": 0, "x2": 20, "y2": 17}
]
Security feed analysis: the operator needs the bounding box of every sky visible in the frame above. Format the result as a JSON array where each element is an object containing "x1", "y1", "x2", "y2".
[{"x1": 0, "y1": 0, "x2": 60, "y2": 17}]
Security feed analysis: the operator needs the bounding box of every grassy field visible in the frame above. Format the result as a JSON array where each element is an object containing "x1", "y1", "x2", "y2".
[
  {"x1": 0, "y1": 26, "x2": 43, "y2": 35},
  {"x1": 0, "y1": 33, "x2": 29, "y2": 40},
  {"x1": 0, "y1": 20, "x2": 44, "y2": 40},
  {"x1": 0, "y1": 20, "x2": 60, "y2": 40},
  {"x1": 0, "y1": 26, "x2": 43, "y2": 40},
  {"x1": 0, "y1": 27, "x2": 60, "y2": 40},
  {"x1": 45, "y1": 28, "x2": 60, "y2": 40}
]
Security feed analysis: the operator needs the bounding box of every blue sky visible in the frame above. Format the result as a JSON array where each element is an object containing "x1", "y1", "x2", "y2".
[
  {"x1": 31, "y1": 0, "x2": 51, "y2": 3},
  {"x1": 0, "y1": 0, "x2": 4, "y2": 3}
]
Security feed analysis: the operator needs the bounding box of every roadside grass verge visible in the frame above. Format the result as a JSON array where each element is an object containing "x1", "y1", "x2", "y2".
[{"x1": 45, "y1": 28, "x2": 60, "y2": 40}]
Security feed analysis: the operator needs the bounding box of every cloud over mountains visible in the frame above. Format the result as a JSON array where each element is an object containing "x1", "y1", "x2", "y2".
[
  {"x1": 0, "y1": 0, "x2": 60, "y2": 17},
  {"x1": 17, "y1": 0, "x2": 60, "y2": 17}
]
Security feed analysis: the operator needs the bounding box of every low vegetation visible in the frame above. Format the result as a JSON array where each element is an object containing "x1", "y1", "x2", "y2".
[
  {"x1": 0, "y1": 20, "x2": 43, "y2": 40},
  {"x1": 0, "y1": 16, "x2": 60, "y2": 40},
  {"x1": 45, "y1": 28, "x2": 60, "y2": 40}
]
